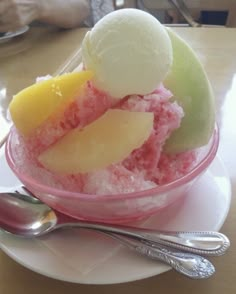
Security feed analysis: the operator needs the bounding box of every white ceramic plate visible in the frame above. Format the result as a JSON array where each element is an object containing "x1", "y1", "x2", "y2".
[
  {"x1": 0, "y1": 148, "x2": 231, "y2": 284},
  {"x1": 0, "y1": 26, "x2": 29, "y2": 44}
]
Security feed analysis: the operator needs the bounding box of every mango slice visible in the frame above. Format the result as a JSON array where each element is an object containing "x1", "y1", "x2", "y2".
[
  {"x1": 164, "y1": 29, "x2": 215, "y2": 153},
  {"x1": 38, "y1": 109, "x2": 154, "y2": 174},
  {"x1": 9, "y1": 71, "x2": 93, "y2": 136}
]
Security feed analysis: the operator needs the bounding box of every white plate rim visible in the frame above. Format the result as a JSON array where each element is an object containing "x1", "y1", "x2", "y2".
[{"x1": 0, "y1": 26, "x2": 29, "y2": 42}]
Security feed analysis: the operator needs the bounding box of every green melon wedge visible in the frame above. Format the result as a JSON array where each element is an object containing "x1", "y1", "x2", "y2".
[{"x1": 163, "y1": 28, "x2": 215, "y2": 153}]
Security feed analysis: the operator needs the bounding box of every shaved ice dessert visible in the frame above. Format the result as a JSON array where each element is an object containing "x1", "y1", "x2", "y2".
[
  {"x1": 9, "y1": 78, "x2": 193, "y2": 194},
  {"x1": 6, "y1": 9, "x2": 216, "y2": 205}
]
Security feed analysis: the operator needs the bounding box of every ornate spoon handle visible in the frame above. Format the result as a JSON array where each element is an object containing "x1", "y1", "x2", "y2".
[
  {"x1": 58, "y1": 219, "x2": 230, "y2": 256},
  {"x1": 135, "y1": 230, "x2": 230, "y2": 256},
  {"x1": 106, "y1": 233, "x2": 215, "y2": 279}
]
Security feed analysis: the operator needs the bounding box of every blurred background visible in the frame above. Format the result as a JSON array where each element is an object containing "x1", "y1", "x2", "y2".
[{"x1": 113, "y1": 0, "x2": 236, "y2": 27}]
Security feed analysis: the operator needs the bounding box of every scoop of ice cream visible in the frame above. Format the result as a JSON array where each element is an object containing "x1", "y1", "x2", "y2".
[{"x1": 82, "y1": 8, "x2": 173, "y2": 98}]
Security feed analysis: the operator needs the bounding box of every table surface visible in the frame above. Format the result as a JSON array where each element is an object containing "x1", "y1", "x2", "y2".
[{"x1": 0, "y1": 26, "x2": 235, "y2": 293}]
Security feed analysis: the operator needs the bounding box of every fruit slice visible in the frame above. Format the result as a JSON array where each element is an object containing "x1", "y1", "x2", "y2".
[
  {"x1": 9, "y1": 71, "x2": 93, "y2": 136},
  {"x1": 38, "y1": 109, "x2": 154, "y2": 174},
  {"x1": 163, "y1": 28, "x2": 215, "y2": 153}
]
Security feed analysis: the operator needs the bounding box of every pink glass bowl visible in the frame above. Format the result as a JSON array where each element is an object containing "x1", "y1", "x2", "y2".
[{"x1": 5, "y1": 127, "x2": 219, "y2": 224}]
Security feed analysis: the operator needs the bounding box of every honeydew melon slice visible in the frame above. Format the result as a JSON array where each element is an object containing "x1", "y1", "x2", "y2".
[
  {"x1": 38, "y1": 109, "x2": 154, "y2": 174},
  {"x1": 163, "y1": 28, "x2": 215, "y2": 153},
  {"x1": 9, "y1": 71, "x2": 93, "y2": 136}
]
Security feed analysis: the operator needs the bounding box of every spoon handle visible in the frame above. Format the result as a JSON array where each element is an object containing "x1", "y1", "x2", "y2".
[
  {"x1": 106, "y1": 233, "x2": 215, "y2": 279},
  {"x1": 132, "y1": 230, "x2": 230, "y2": 256},
  {"x1": 59, "y1": 220, "x2": 230, "y2": 256}
]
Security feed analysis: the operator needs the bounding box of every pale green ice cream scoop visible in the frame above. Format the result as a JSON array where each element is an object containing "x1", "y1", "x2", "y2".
[{"x1": 82, "y1": 8, "x2": 173, "y2": 98}]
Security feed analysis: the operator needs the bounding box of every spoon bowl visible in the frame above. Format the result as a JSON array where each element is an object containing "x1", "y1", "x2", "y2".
[{"x1": 0, "y1": 192, "x2": 56, "y2": 236}]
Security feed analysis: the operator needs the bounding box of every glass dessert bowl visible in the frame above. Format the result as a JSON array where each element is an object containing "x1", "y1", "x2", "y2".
[
  {"x1": 5, "y1": 126, "x2": 219, "y2": 224},
  {"x1": 5, "y1": 9, "x2": 218, "y2": 224}
]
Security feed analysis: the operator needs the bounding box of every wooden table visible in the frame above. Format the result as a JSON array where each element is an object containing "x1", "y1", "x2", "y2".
[{"x1": 0, "y1": 26, "x2": 235, "y2": 293}]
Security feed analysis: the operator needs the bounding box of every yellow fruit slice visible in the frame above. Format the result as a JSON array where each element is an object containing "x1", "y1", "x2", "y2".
[
  {"x1": 9, "y1": 71, "x2": 93, "y2": 136},
  {"x1": 38, "y1": 109, "x2": 154, "y2": 174}
]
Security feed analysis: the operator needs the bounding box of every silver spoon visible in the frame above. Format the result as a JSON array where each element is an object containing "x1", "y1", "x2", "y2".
[
  {"x1": 0, "y1": 191, "x2": 230, "y2": 256},
  {"x1": 0, "y1": 191, "x2": 215, "y2": 279}
]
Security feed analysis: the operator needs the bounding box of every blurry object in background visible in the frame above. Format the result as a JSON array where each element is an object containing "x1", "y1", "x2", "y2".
[
  {"x1": 0, "y1": 26, "x2": 29, "y2": 44},
  {"x1": 119, "y1": 0, "x2": 197, "y2": 25},
  {"x1": 90, "y1": 0, "x2": 115, "y2": 24},
  {"x1": 113, "y1": 0, "x2": 125, "y2": 9},
  {"x1": 0, "y1": 0, "x2": 90, "y2": 32},
  {"x1": 167, "y1": 0, "x2": 200, "y2": 27},
  {"x1": 200, "y1": 10, "x2": 228, "y2": 26},
  {"x1": 121, "y1": 0, "x2": 236, "y2": 27}
]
